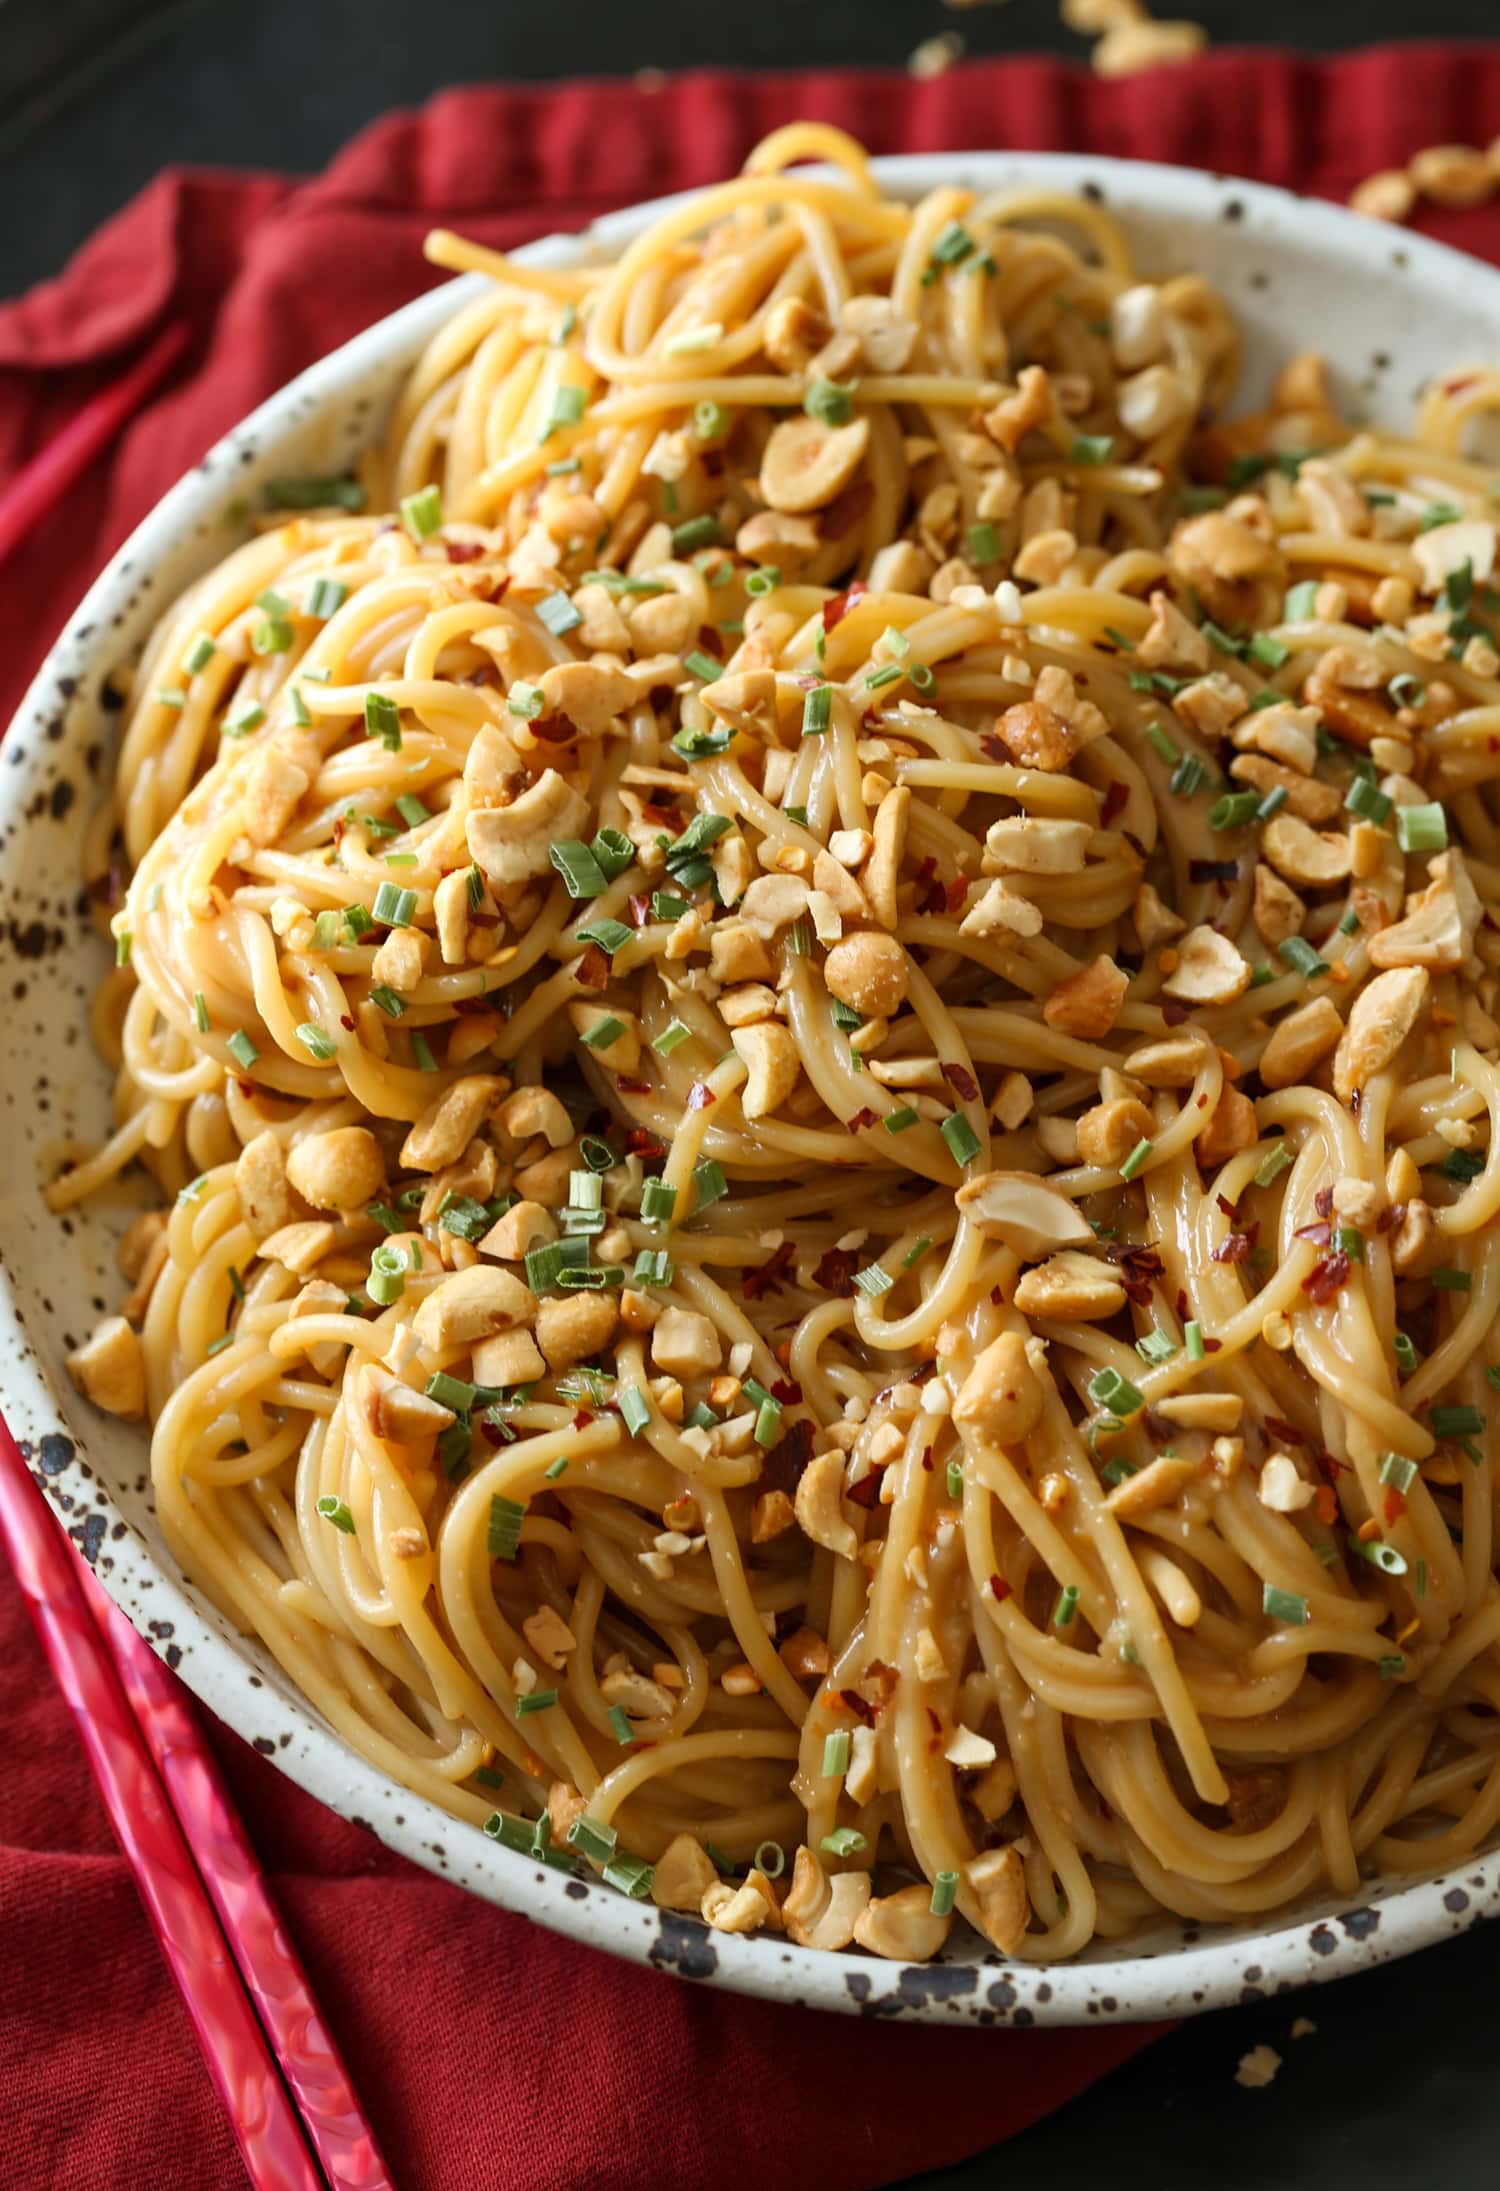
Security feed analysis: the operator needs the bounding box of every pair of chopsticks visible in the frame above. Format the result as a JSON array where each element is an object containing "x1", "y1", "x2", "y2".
[
  {"x1": 0, "y1": 330, "x2": 392, "y2": 2185},
  {"x1": 0, "y1": 1426, "x2": 397, "y2": 2189}
]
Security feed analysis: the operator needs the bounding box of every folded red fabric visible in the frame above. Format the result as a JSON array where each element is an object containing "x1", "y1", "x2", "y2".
[{"x1": 5, "y1": 45, "x2": 1500, "y2": 2191}]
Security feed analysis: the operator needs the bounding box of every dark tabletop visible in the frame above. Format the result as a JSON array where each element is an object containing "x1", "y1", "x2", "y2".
[{"x1": 5, "y1": 4, "x2": 1498, "y2": 2186}]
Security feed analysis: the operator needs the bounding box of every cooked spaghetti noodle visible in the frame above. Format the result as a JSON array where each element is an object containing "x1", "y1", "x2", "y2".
[{"x1": 54, "y1": 124, "x2": 1500, "y2": 1962}]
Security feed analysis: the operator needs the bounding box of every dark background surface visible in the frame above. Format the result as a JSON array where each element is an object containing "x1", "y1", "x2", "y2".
[{"x1": 4, "y1": 2, "x2": 1499, "y2": 2185}]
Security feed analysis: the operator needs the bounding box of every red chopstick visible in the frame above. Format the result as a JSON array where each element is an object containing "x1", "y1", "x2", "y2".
[
  {"x1": 84, "y1": 1575, "x2": 396, "y2": 2191},
  {"x1": 0, "y1": 1426, "x2": 327, "y2": 2191},
  {"x1": 0, "y1": 318, "x2": 189, "y2": 567}
]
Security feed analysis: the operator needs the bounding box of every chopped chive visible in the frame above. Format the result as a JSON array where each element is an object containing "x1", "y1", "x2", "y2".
[
  {"x1": 940, "y1": 1114, "x2": 982, "y2": 1167},
  {"x1": 852, "y1": 1261, "x2": 894, "y2": 1298},
  {"x1": 394, "y1": 793, "x2": 429, "y2": 828},
  {"x1": 805, "y1": 378, "x2": 854, "y2": 427},
  {"x1": 410, "y1": 1032, "x2": 437, "y2": 1072},
  {"x1": 1262, "y1": 1583, "x2": 1309, "y2": 1625},
  {"x1": 316, "y1": 1495, "x2": 355, "y2": 1533},
  {"x1": 1283, "y1": 580, "x2": 1320, "y2": 621},
  {"x1": 1169, "y1": 752, "x2": 1208, "y2": 797},
  {"x1": 1143, "y1": 721, "x2": 1179, "y2": 764},
  {"x1": 946, "y1": 1459, "x2": 964, "y2": 1499},
  {"x1": 226, "y1": 1029, "x2": 258, "y2": 1069},
  {"x1": 1388, "y1": 672, "x2": 1427, "y2": 709},
  {"x1": 821, "y1": 1827, "x2": 867, "y2": 1858},
  {"x1": 1246, "y1": 631, "x2": 1291, "y2": 671},
  {"x1": 1053, "y1": 1583, "x2": 1081, "y2": 1628},
  {"x1": 822, "y1": 1730, "x2": 851, "y2": 1778},
  {"x1": 1432, "y1": 1404, "x2": 1484, "y2": 1438},
  {"x1": 691, "y1": 1159, "x2": 727, "y2": 1212},
  {"x1": 1135, "y1": 1326, "x2": 1176, "y2": 1364},
  {"x1": 1394, "y1": 1333, "x2": 1419, "y2": 1375},
  {"x1": 487, "y1": 1494, "x2": 526, "y2": 1561},
  {"x1": 671, "y1": 514, "x2": 724, "y2": 556},
  {"x1": 1185, "y1": 1321, "x2": 1205, "y2": 1361},
  {"x1": 568, "y1": 1814, "x2": 618, "y2": 1863},
  {"x1": 296, "y1": 1023, "x2": 337, "y2": 1061},
  {"x1": 1119, "y1": 1137, "x2": 1153, "y2": 1181},
  {"x1": 683, "y1": 649, "x2": 721, "y2": 682},
  {"x1": 801, "y1": 684, "x2": 833, "y2": 737},
  {"x1": 515, "y1": 1689, "x2": 557, "y2": 1716},
  {"x1": 192, "y1": 991, "x2": 210, "y2": 1032},
  {"x1": 1431, "y1": 1267, "x2": 1472, "y2": 1292},
  {"x1": 883, "y1": 1105, "x2": 919, "y2": 1134},
  {"x1": 1255, "y1": 1141, "x2": 1293, "y2": 1187},
  {"x1": 549, "y1": 838, "x2": 609, "y2": 899},
  {"x1": 400, "y1": 485, "x2": 442, "y2": 540},
  {"x1": 368, "y1": 984, "x2": 406, "y2": 1020},
  {"x1": 652, "y1": 1019, "x2": 692, "y2": 1055},
  {"x1": 1394, "y1": 802, "x2": 1448, "y2": 854},
  {"x1": 1208, "y1": 790, "x2": 1261, "y2": 830},
  {"x1": 1344, "y1": 776, "x2": 1393, "y2": 824},
  {"x1": 1087, "y1": 1366, "x2": 1144, "y2": 1416},
  {"x1": 1278, "y1": 936, "x2": 1330, "y2": 979},
  {"x1": 540, "y1": 382, "x2": 587, "y2": 441},
  {"x1": 307, "y1": 577, "x2": 347, "y2": 620},
  {"x1": 364, "y1": 691, "x2": 401, "y2": 748},
  {"x1": 537, "y1": 591, "x2": 583, "y2": 637},
  {"x1": 372, "y1": 881, "x2": 417, "y2": 927},
  {"x1": 1378, "y1": 1453, "x2": 1418, "y2": 1493},
  {"x1": 224, "y1": 698, "x2": 265, "y2": 736},
  {"x1": 930, "y1": 1870, "x2": 959, "y2": 1917}
]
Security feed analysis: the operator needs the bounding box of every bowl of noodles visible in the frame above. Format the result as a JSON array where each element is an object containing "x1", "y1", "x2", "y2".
[{"x1": 9, "y1": 125, "x2": 1500, "y2": 2026}]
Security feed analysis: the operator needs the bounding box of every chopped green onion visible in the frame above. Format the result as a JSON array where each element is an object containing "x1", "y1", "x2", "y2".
[
  {"x1": 1070, "y1": 434, "x2": 1114, "y2": 466},
  {"x1": 640, "y1": 1178, "x2": 677, "y2": 1225},
  {"x1": 1169, "y1": 753, "x2": 1208, "y2": 798},
  {"x1": 1278, "y1": 936, "x2": 1330, "y2": 979},
  {"x1": 801, "y1": 684, "x2": 833, "y2": 737},
  {"x1": 1394, "y1": 802, "x2": 1448, "y2": 854},
  {"x1": 692, "y1": 1159, "x2": 728, "y2": 1212},
  {"x1": 683, "y1": 649, "x2": 721, "y2": 682},
  {"x1": 1088, "y1": 1366, "x2": 1144, "y2": 1416},
  {"x1": 1378, "y1": 1454, "x2": 1418, "y2": 1493},
  {"x1": 296, "y1": 1023, "x2": 337, "y2": 1061},
  {"x1": 821, "y1": 1827, "x2": 867, "y2": 1858},
  {"x1": 576, "y1": 917, "x2": 633, "y2": 958},
  {"x1": 364, "y1": 691, "x2": 401, "y2": 748},
  {"x1": 307, "y1": 578, "x2": 347, "y2": 620},
  {"x1": 1432, "y1": 1403, "x2": 1484, "y2": 1439},
  {"x1": 226, "y1": 1029, "x2": 258, "y2": 1069},
  {"x1": 1119, "y1": 1137, "x2": 1153, "y2": 1182},
  {"x1": 1350, "y1": 1536, "x2": 1408, "y2": 1576},
  {"x1": 316, "y1": 1495, "x2": 355, "y2": 1533},
  {"x1": 400, "y1": 485, "x2": 442, "y2": 540},
  {"x1": 224, "y1": 698, "x2": 265, "y2": 736},
  {"x1": 946, "y1": 1460, "x2": 964, "y2": 1499},
  {"x1": 372, "y1": 881, "x2": 417, "y2": 928},
  {"x1": 1431, "y1": 1267, "x2": 1472, "y2": 1291},
  {"x1": 549, "y1": 839, "x2": 608, "y2": 899},
  {"x1": 883, "y1": 1105, "x2": 919, "y2": 1134},
  {"x1": 967, "y1": 521, "x2": 1000, "y2": 565},
  {"x1": 265, "y1": 475, "x2": 365, "y2": 512},
  {"x1": 540, "y1": 383, "x2": 586, "y2": 441},
  {"x1": 567, "y1": 1814, "x2": 618, "y2": 1863},
  {"x1": 394, "y1": 793, "x2": 429, "y2": 828},
  {"x1": 1143, "y1": 721, "x2": 1179, "y2": 764},
  {"x1": 805, "y1": 379, "x2": 854, "y2": 427},
  {"x1": 822, "y1": 1730, "x2": 851, "y2": 1778},
  {"x1": 940, "y1": 1114, "x2": 982, "y2": 1167},
  {"x1": 652, "y1": 1019, "x2": 691, "y2": 1055},
  {"x1": 671, "y1": 514, "x2": 723, "y2": 555},
  {"x1": 368, "y1": 984, "x2": 406, "y2": 1020},
  {"x1": 1393, "y1": 1333, "x2": 1419, "y2": 1375},
  {"x1": 1345, "y1": 776, "x2": 1393, "y2": 824},
  {"x1": 852, "y1": 1261, "x2": 894, "y2": 1298},
  {"x1": 487, "y1": 1495, "x2": 526, "y2": 1561},
  {"x1": 193, "y1": 992, "x2": 210, "y2": 1033},
  {"x1": 1135, "y1": 1326, "x2": 1176, "y2": 1365},
  {"x1": 1283, "y1": 581, "x2": 1320, "y2": 621},
  {"x1": 537, "y1": 591, "x2": 582, "y2": 637},
  {"x1": 745, "y1": 566, "x2": 780, "y2": 597},
  {"x1": 1255, "y1": 1141, "x2": 1293, "y2": 1188},
  {"x1": 1262, "y1": 1583, "x2": 1309, "y2": 1625},
  {"x1": 1247, "y1": 631, "x2": 1291, "y2": 671},
  {"x1": 1185, "y1": 1321, "x2": 1206, "y2": 1361},
  {"x1": 1388, "y1": 672, "x2": 1426, "y2": 709},
  {"x1": 1209, "y1": 790, "x2": 1261, "y2": 830},
  {"x1": 930, "y1": 1870, "x2": 959, "y2": 1917},
  {"x1": 1053, "y1": 1583, "x2": 1081, "y2": 1628},
  {"x1": 410, "y1": 1032, "x2": 437, "y2": 1072},
  {"x1": 515, "y1": 1689, "x2": 557, "y2": 1716}
]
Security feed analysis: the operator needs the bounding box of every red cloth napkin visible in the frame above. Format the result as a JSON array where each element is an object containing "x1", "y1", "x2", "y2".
[{"x1": 5, "y1": 44, "x2": 1500, "y2": 2191}]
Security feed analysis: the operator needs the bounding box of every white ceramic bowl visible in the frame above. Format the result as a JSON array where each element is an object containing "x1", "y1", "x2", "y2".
[{"x1": 7, "y1": 154, "x2": 1500, "y2": 2028}]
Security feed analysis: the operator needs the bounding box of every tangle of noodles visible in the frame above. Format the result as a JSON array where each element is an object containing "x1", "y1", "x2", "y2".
[{"x1": 53, "y1": 124, "x2": 1500, "y2": 1963}]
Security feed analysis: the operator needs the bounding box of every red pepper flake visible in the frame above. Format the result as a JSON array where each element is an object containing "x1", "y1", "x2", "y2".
[
  {"x1": 981, "y1": 731, "x2": 1013, "y2": 763},
  {"x1": 838, "y1": 1689, "x2": 875, "y2": 1726},
  {"x1": 1162, "y1": 1001, "x2": 1189, "y2": 1026},
  {"x1": 443, "y1": 539, "x2": 487, "y2": 563},
  {"x1": 813, "y1": 1245, "x2": 859, "y2": 1295},
  {"x1": 1104, "y1": 1241, "x2": 1164, "y2": 1308},
  {"x1": 925, "y1": 1705, "x2": 943, "y2": 1754},
  {"x1": 625, "y1": 1127, "x2": 665, "y2": 1160},
  {"x1": 945, "y1": 875, "x2": 969, "y2": 915},
  {"x1": 1216, "y1": 1192, "x2": 1239, "y2": 1219},
  {"x1": 1294, "y1": 1220, "x2": 1332, "y2": 1249},
  {"x1": 615, "y1": 1075, "x2": 651, "y2": 1095},
  {"x1": 640, "y1": 801, "x2": 681, "y2": 830},
  {"x1": 988, "y1": 1573, "x2": 1012, "y2": 1603},
  {"x1": 1100, "y1": 779, "x2": 1129, "y2": 827},
  {"x1": 576, "y1": 943, "x2": 611, "y2": 991},
  {"x1": 1377, "y1": 1201, "x2": 1403, "y2": 1235},
  {"x1": 1314, "y1": 1485, "x2": 1339, "y2": 1525},
  {"x1": 763, "y1": 1416, "x2": 815, "y2": 1490},
  {"x1": 1189, "y1": 858, "x2": 1238, "y2": 884},
  {"x1": 1383, "y1": 1487, "x2": 1407, "y2": 1527},
  {"x1": 941, "y1": 1060, "x2": 980, "y2": 1102},
  {"x1": 340, "y1": 1014, "x2": 356, "y2": 1032},
  {"x1": 331, "y1": 816, "x2": 345, "y2": 849},
  {"x1": 1314, "y1": 1185, "x2": 1334, "y2": 1219},
  {"x1": 920, "y1": 874, "x2": 948, "y2": 915},
  {"x1": 845, "y1": 1106, "x2": 879, "y2": 1134},
  {"x1": 1266, "y1": 1415, "x2": 1308, "y2": 1449},
  {"x1": 1203, "y1": 1335, "x2": 1222, "y2": 1352},
  {"x1": 848, "y1": 1466, "x2": 886, "y2": 1510},
  {"x1": 921, "y1": 1446, "x2": 934, "y2": 1472},
  {"x1": 572, "y1": 1409, "x2": 595, "y2": 1431},
  {"x1": 822, "y1": 579, "x2": 869, "y2": 633},
  {"x1": 237, "y1": 1078, "x2": 256, "y2": 1098},
  {"x1": 1303, "y1": 1249, "x2": 1350, "y2": 1303},
  {"x1": 687, "y1": 1082, "x2": 715, "y2": 1112},
  {"x1": 771, "y1": 1376, "x2": 802, "y2": 1405},
  {"x1": 1121, "y1": 829, "x2": 1148, "y2": 862},
  {"x1": 452, "y1": 994, "x2": 494, "y2": 1016},
  {"x1": 530, "y1": 714, "x2": 575, "y2": 746},
  {"x1": 744, "y1": 1240, "x2": 796, "y2": 1302},
  {"x1": 479, "y1": 1419, "x2": 507, "y2": 1446},
  {"x1": 1212, "y1": 1223, "x2": 1259, "y2": 1265}
]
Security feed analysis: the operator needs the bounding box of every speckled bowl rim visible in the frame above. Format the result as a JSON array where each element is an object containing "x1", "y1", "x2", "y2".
[{"x1": 7, "y1": 153, "x2": 1500, "y2": 2028}]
